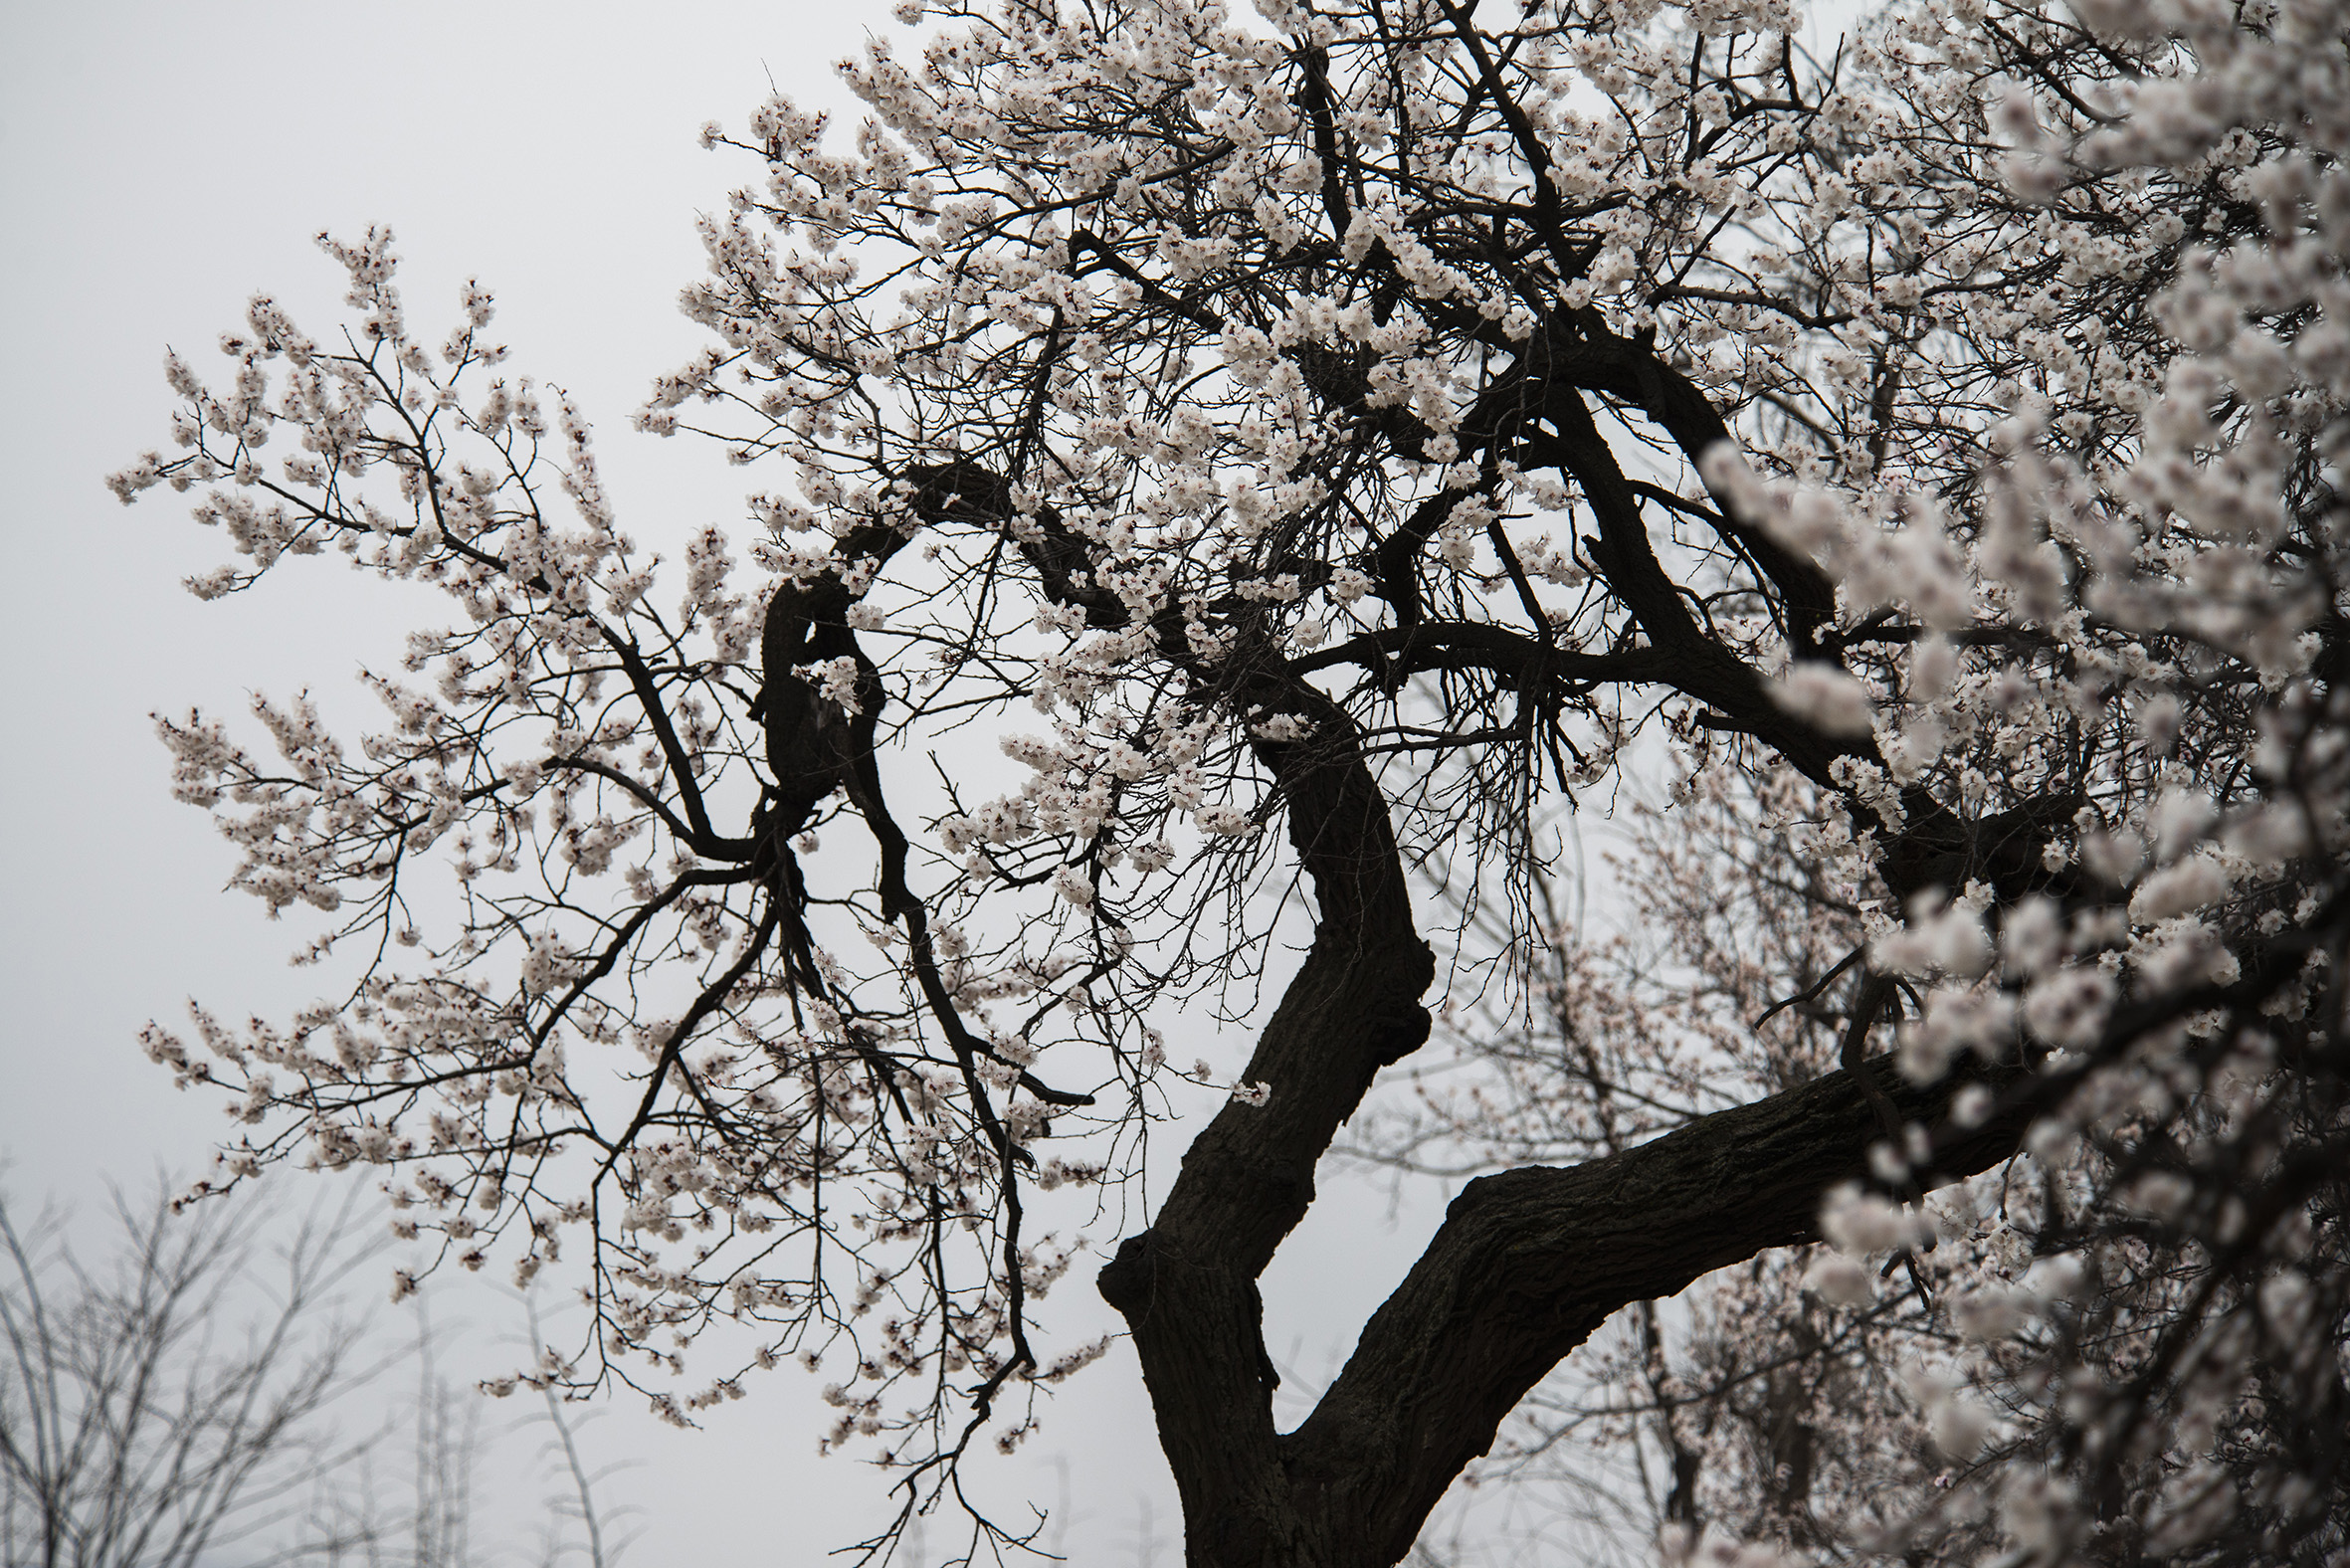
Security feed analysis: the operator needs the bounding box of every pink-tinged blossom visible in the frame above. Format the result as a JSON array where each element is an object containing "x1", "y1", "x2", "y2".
[{"x1": 1768, "y1": 662, "x2": 1876, "y2": 737}]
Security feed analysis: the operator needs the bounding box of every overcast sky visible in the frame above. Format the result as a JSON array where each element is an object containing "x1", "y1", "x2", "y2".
[{"x1": 0, "y1": 2, "x2": 1869, "y2": 1561}]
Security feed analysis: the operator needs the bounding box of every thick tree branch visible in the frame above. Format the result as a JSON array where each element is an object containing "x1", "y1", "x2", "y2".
[
  {"x1": 1538, "y1": 387, "x2": 1855, "y2": 787},
  {"x1": 1098, "y1": 693, "x2": 1435, "y2": 1566},
  {"x1": 1279, "y1": 1051, "x2": 2038, "y2": 1563},
  {"x1": 1451, "y1": 302, "x2": 1840, "y2": 652}
]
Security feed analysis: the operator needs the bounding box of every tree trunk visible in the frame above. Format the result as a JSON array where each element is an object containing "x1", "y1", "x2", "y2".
[{"x1": 1095, "y1": 698, "x2": 2038, "y2": 1565}]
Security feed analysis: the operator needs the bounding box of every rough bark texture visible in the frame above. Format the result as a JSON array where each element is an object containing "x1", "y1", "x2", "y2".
[
  {"x1": 1279, "y1": 1054, "x2": 2036, "y2": 1563},
  {"x1": 1097, "y1": 710, "x2": 1436, "y2": 1568}
]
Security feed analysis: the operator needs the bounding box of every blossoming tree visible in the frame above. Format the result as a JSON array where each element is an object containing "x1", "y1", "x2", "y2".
[{"x1": 112, "y1": 0, "x2": 2347, "y2": 1561}]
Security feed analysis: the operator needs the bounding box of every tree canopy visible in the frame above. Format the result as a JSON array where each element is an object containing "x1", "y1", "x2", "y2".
[{"x1": 112, "y1": 0, "x2": 2350, "y2": 1562}]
